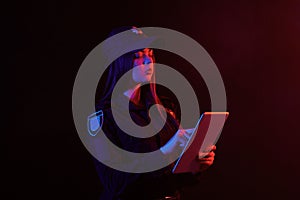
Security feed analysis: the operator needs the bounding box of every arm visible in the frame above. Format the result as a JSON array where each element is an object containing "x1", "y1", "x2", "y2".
[{"x1": 93, "y1": 108, "x2": 175, "y2": 197}]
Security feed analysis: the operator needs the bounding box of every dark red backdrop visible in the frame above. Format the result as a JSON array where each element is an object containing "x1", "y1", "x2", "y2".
[{"x1": 5, "y1": 0, "x2": 300, "y2": 199}]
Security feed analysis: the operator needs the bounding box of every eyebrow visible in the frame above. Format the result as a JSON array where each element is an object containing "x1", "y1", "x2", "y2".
[{"x1": 135, "y1": 49, "x2": 153, "y2": 56}]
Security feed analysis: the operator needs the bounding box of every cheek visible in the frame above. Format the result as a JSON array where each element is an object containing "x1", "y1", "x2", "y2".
[
  {"x1": 132, "y1": 67, "x2": 143, "y2": 82},
  {"x1": 148, "y1": 62, "x2": 154, "y2": 70}
]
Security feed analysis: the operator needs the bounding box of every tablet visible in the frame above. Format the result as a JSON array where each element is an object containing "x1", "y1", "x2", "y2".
[{"x1": 172, "y1": 112, "x2": 229, "y2": 174}]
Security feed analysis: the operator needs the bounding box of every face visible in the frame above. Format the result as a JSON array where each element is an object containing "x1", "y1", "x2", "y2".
[{"x1": 132, "y1": 48, "x2": 154, "y2": 83}]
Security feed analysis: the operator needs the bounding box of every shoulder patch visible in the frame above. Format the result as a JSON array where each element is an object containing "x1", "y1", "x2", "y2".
[{"x1": 87, "y1": 110, "x2": 104, "y2": 136}]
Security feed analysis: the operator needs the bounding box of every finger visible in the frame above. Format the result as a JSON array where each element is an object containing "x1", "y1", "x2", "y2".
[
  {"x1": 179, "y1": 141, "x2": 185, "y2": 147},
  {"x1": 185, "y1": 128, "x2": 194, "y2": 137},
  {"x1": 198, "y1": 161, "x2": 214, "y2": 165},
  {"x1": 183, "y1": 132, "x2": 191, "y2": 140},
  {"x1": 177, "y1": 129, "x2": 191, "y2": 142},
  {"x1": 178, "y1": 136, "x2": 188, "y2": 147},
  {"x1": 206, "y1": 151, "x2": 215, "y2": 157},
  {"x1": 199, "y1": 151, "x2": 215, "y2": 158},
  {"x1": 199, "y1": 156, "x2": 214, "y2": 162},
  {"x1": 198, "y1": 157, "x2": 214, "y2": 162},
  {"x1": 205, "y1": 145, "x2": 216, "y2": 152},
  {"x1": 177, "y1": 129, "x2": 183, "y2": 135},
  {"x1": 199, "y1": 155, "x2": 215, "y2": 158},
  {"x1": 198, "y1": 152, "x2": 208, "y2": 159},
  {"x1": 177, "y1": 129, "x2": 186, "y2": 137},
  {"x1": 211, "y1": 145, "x2": 217, "y2": 151},
  {"x1": 179, "y1": 143, "x2": 185, "y2": 147},
  {"x1": 199, "y1": 160, "x2": 213, "y2": 164}
]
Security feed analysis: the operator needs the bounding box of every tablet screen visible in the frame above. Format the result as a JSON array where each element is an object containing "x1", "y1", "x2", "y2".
[{"x1": 172, "y1": 112, "x2": 229, "y2": 174}]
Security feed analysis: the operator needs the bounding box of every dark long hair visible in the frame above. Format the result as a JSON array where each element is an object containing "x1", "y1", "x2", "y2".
[
  {"x1": 95, "y1": 26, "x2": 160, "y2": 110},
  {"x1": 95, "y1": 27, "x2": 181, "y2": 147}
]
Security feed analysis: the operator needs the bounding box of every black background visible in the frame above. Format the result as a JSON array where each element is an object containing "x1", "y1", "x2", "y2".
[{"x1": 5, "y1": 0, "x2": 300, "y2": 199}]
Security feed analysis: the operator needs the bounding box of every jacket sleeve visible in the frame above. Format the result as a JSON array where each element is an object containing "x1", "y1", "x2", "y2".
[{"x1": 93, "y1": 108, "x2": 171, "y2": 198}]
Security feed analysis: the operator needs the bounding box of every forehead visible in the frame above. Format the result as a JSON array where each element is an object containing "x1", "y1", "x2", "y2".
[{"x1": 134, "y1": 48, "x2": 152, "y2": 53}]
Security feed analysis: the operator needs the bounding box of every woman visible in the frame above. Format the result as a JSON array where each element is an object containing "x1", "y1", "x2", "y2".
[{"x1": 94, "y1": 26, "x2": 216, "y2": 200}]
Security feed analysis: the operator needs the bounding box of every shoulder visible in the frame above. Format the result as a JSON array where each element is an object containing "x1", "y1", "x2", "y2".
[{"x1": 101, "y1": 107, "x2": 114, "y2": 126}]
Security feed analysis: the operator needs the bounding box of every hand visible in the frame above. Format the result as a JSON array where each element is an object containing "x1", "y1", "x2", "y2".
[
  {"x1": 160, "y1": 128, "x2": 194, "y2": 155},
  {"x1": 197, "y1": 145, "x2": 216, "y2": 173}
]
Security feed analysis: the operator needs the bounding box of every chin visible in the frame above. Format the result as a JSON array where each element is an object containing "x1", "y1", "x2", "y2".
[
  {"x1": 144, "y1": 78, "x2": 152, "y2": 83},
  {"x1": 144, "y1": 76, "x2": 153, "y2": 82}
]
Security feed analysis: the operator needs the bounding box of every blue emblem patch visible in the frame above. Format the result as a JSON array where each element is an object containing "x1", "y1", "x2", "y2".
[{"x1": 87, "y1": 110, "x2": 104, "y2": 136}]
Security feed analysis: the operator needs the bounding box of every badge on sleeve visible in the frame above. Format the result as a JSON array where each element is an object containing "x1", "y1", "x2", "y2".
[{"x1": 87, "y1": 110, "x2": 104, "y2": 136}]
